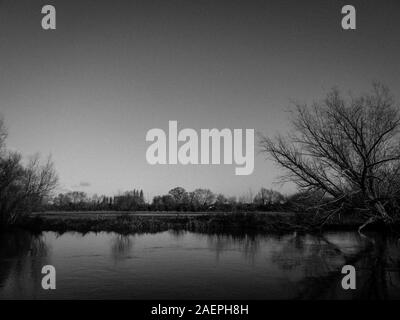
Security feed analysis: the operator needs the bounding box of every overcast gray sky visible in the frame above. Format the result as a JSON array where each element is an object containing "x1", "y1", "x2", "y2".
[{"x1": 1, "y1": 0, "x2": 399, "y2": 199}]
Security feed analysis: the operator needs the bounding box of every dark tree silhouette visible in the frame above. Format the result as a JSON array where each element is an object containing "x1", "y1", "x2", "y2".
[
  {"x1": 0, "y1": 117, "x2": 58, "y2": 227},
  {"x1": 259, "y1": 83, "x2": 400, "y2": 229}
]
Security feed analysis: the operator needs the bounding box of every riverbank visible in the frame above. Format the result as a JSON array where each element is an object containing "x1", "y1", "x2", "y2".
[{"x1": 15, "y1": 211, "x2": 392, "y2": 234}]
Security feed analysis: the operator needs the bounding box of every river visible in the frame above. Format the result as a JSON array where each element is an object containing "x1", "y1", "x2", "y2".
[{"x1": 0, "y1": 229, "x2": 399, "y2": 299}]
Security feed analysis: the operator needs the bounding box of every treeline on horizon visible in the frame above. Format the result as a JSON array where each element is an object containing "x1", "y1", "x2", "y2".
[
  {"x1": 43, "y1": 187, "x2": 292, "y2": 212},
  {"x1": 2, "y1": 82, "x2": 400, "y2": 230}
]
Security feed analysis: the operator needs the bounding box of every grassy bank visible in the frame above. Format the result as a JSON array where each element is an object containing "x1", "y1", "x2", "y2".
[{"x1": 15, "y1": 211, "x2": 393, "y2": 235}]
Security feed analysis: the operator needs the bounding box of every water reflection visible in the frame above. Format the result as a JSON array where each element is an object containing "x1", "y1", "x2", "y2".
[
  {"x1": 355, "y1": 235, "x2": 400, "y2": 299},
  {"x1": 0, "y1": 230, "x2": 50, "y2": 299},
  {"x1": 110, "y1": 235, "x2": 133, "y2": 261},
  {"x1": 205, "y1": 233, "x2": 261, "y2": 263},
  {"x1": 0, "y1": 229, "x2": 400, "y2": 299}
]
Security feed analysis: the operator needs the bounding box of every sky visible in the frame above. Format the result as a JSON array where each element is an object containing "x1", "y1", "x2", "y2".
[{"x1": 0, "y1": 0, "x2": 400, "y2": 200}]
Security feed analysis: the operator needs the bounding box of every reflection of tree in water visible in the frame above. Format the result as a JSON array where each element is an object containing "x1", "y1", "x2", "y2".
[
  {"x1": 271, "y1": 232, "x2": 400, "y2": 299},
  {"x1": 271, "y1": 233, "x2": 309, "y2": 271},
  {"x1": 0, "y1": 230, "x2": 49, "y2": 297},
  {"x1": 356, "y1": 235, "x2": 400, "y2": 299},
  {"x1": 169, "y1": 229, "x2": 186, "y2": 241},
  {"x1": 206, "y1": 233, "x2": 261, "y2": 263},
  {"x1": 279, "y1": 235, "x2": 348, "y2": 275},
  {"x1": 110, "y1": 234, "x2": 133, "y2": 261}
]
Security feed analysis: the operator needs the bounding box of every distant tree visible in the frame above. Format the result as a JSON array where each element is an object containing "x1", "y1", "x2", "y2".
[
  {"x1": 259, "y1": 83, "x2": 400, "y2": 228},
  {"x1": 161, "y1": 194, "x2": 175, "y2": 210},
  {"x1": 254, "y1": 188, "x2": 270, "y2": 205},
  {"x1": 69, "y1": 191, "x2": 87, "y2": 204},
  {"x1": 0, "y1": 116, "x2": 6, "y2": 153},
  {"x1": 151, "y1": 196, "x2": 163, "y2": 210},
  {"x1": 168, "y1": 187, "x2": 187, "y2": 204},
  {"x1": 151, "y1": 194, "x2": 176, "y2": 211},
  {"x1": 91, "y1": 194, "x2": 100, "y2": 205},
  {"x1": 53, "y1": 190, "x2": 90, "y2": 210},
  {"x1": 214, "y1": 194, "x2": 230, "y2": 211},
  {"x1": 227, "y1": 196, "x2": 237, "y2": 205},
  {"x1": 0, "y1": 152, "x2": 58, "y2": 226},
  {"x1": 192, "y1": 188, "x2": 215, "y2": 208},
  {"x1": 102, "y1": 196, "x2": 109, "y2": 206},
  {"x1": 111, "y1": 189, "x2": 147, "y2": 211},
  {"x1": 254, "y1": 188, "x2": 285, "y2": 206},
  {"x1": 215, "y1": 194, "x2": 228, "y2": 205}
]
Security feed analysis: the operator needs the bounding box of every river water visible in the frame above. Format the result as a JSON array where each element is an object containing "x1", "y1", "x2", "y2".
[{"x1": 0, "y1": 229, "x2": 399, "y2": 299}]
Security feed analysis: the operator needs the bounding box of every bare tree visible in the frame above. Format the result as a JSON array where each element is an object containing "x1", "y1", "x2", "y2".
[
  {"x1": 254, "y1": 188, "x2": 285, "y2": 205},
  {"x1": 193, "y1": 188, "x2": 216, "y2": 207},
  {"x1": 168, "y1": 187, "x2": 187, "y2": 204},
  {"x1": 0, "y1": 116, "x2": 7, "y2": 153},
  {"x1": 259, "y1": 83, "x2": 400, "y2": 227},
  {"x1": 0, "y1": 119, "x2": 58, "y2": 227},
  {"x1": 24, "y1": 154, "x2": 58, "y2": 202}
]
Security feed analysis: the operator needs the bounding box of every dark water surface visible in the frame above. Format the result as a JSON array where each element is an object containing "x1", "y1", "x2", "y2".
[{"x1": 1, "y1": 229, "x2": 400, "y2": 299}]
